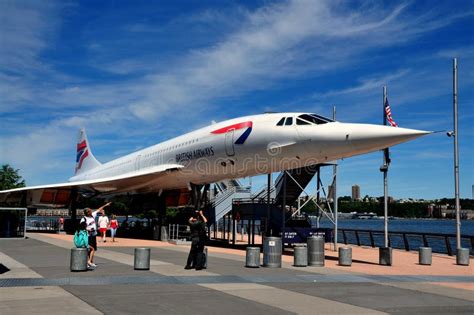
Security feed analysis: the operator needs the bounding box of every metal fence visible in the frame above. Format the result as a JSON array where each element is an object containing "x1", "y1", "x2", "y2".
[
  {"x1": 168, "y1": 224, "x2": 191, "y2": 241},
  {"x1": 26, "y1": 218, "x2": 60, "y2": 232},
  {"x1": 338, "y1": 228, "x2": 474, "y2": 256},
  {"x1": 0, "y1": 207, "x2": 27, "y2": 238}
]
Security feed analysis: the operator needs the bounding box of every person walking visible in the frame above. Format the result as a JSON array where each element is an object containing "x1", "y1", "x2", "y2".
[
  {"x1": 80, "y1": 202, "x2": 111, "y2": 268},
  {"x1": 58, "y1": 215, "x2": 64, "y2": 231},
  {"x1": 98, "y1": 213, "x2": 110, "y2": 242},
  {"x1": 109, "y1": 214, "x2": 119, "y2": 242},
  {"x1": 185, "y1": 210, "x2": 208, "y2": 270}
]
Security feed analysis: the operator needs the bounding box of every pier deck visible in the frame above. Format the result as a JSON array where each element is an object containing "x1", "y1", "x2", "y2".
[{"x1": 1, "y1": 233, "x2": 472, "y2": 314}]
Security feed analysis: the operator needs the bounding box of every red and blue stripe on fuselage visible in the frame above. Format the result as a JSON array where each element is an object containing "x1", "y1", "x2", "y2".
[{"x1": 210, "y1": 121, "x2": 253, "y2": 144}]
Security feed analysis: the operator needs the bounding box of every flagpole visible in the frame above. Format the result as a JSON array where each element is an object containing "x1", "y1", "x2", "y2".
[
  {"x1": 382, "y1": 86, "x2": 389, "y2": 249},
  {"x1": 333, "y1": 105, "x2": 338, "y2": 251},
  {"x1": 453, "y1": 58, "x2": 461, "y2": 250}
]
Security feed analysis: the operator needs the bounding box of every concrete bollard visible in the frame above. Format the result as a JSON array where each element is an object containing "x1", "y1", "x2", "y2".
[
  {"x1": 70, "y1": 248, "x2": 88, "y2": 272},
  {"x1": 338, "y1": 247, "x2": 352, "y2": 266},
  {"x1": 456, "y1": 248, "x2": 470, "y2": 266},
  {"x1": 379, "y1": 247, "x2": 392, "y2": 266},
  {"x1": 134, "y1": 248, "x2": 151, "y2": 270},
  {"x1": 263, "y1": 237, "x2": 282, "y2": 268},
  {"x1": 307, "y1": 236, "x2": 325, "y2": 266},
  {"x1": 419, "y1": 247, "x2": 432, "y2": 265},
  {"x1": 293, "y1": 245, "x2": 308, "y2": 267},
  {"x1": 246, "y1": 247, "x2": 260, "y2": 268},
  {"x1": 160, "y1": 226, "x2": 169, "y2": 242}
]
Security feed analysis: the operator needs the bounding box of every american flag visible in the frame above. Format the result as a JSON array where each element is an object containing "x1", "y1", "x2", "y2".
[{"x1": 384, "y1": 99, "x2": 398, "y2": 127}]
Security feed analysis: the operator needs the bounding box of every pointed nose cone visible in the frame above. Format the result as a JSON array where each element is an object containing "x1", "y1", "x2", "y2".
[{"x1": 344, "y1": 123, "x2": 431, "y2": 155}]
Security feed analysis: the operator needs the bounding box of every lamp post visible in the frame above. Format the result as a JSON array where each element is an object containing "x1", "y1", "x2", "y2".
[{"x1": 379, "y1": 85, "x2": 392, "y2": 266}]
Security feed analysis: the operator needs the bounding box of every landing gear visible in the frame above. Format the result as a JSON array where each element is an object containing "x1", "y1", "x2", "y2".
[{"x1": 189, "y1": 183, "x2": 210, "y2": 211}]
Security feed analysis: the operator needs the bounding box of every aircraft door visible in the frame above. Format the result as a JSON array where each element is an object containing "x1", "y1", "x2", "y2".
[{"x1": 225, "y1": 130, "x2": 235, "y2": 156}]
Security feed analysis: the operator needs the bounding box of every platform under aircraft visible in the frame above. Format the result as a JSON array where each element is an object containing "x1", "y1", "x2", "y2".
[{"x1": 0, "y1": 112, "x2": 430, "y2": 206}]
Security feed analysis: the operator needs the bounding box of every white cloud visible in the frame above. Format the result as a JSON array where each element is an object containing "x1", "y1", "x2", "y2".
[{"x1": 0, "y1": 1, "x2": 60, "y2": 73}]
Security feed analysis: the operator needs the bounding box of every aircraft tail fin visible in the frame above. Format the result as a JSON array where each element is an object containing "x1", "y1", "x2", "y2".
[{"x1": 75, "y1": 128, "x2": 101, "y2": 176}]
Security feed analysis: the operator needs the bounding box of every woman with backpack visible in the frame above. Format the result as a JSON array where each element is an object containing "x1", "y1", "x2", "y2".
[
  {"x1": 74, "y1": 221, "x2": 95, "y2": 270},
  {"x1": 80, "y1": 202, "x2": 111, "y2": 268}
]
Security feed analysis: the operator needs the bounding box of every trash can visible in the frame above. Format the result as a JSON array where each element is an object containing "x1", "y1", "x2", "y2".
[
  {"x1": 263, "y1": 237, "x2": 282, "y2": 268},
  {"x1": 419, "y1": 247, "x2": 432, "y2": 265},
  {"x1": 457, "y1": 248, "x2": 470, "y2": 266},
  {"x1": 134, "y1": 248, "x2": 151, "y2": 270},
  {"x1": 338, "y1": 247, "x2": 352, "y2": 266},
  {"x1": 293, "y1": 245, "x2": 307, "y2": 267},
  {"x1": 379, "y1": 247, "x2": 392, "y2": 266},
  {"x1": 307, "y1": 235, "x2": 324, "y2": 266},
  {"x1": 70, "y1": 248, "x2": 88, "y2": 272},
  {"x1": 246, "y1": 247, "x2": 260, "y2": 268}
]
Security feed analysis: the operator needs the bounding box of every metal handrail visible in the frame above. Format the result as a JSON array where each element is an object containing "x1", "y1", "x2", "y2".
[
  {"x1": 251, "y1": 185, "x2": 276, "y2": 201},
  {"x1": 233, "y1": 197, "x2": 276, "y2": 205},
  {"x1": 211, "y1": 187, "x2": 237, "y2": 207},
  {"x1": 337, "y1": 228, "x2": 474, "y2": 256}
]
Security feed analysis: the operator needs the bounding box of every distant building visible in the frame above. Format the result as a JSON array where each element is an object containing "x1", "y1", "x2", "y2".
[{"x1": 351, "y1": 185, "x2": 360, "y2": 201}]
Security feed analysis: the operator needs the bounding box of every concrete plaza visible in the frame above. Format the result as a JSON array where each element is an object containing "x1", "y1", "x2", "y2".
[{"x1": 0, "y1": 233, "x2": 472, "y2": 314}]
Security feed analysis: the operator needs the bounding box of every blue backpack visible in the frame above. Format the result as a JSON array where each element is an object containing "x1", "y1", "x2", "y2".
[{"x1": 74, "y1": 230, "x2": 88, "y2": 248}]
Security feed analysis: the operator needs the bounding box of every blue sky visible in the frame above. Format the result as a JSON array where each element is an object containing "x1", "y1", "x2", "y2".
[{"x1": 0, "y1": 0, "x2": 473, "y2": 200}]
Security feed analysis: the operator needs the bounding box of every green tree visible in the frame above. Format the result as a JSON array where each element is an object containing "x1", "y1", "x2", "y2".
[{"x1": 0, "y1": 164, "x2": 25, "y2": 190}]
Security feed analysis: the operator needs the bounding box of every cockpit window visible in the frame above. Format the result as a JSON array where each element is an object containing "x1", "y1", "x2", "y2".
[
  {"x1": 298, "y1": 114, "x2": 333, "y2": 125},
  {"x1": 311, "y1": 114, "x2": 333, "y2": 123},
  {"x1": 276, "y1": 117, "x2": 285, "y2": 126},
  {"x1": 296, "y1": 118, "x2": 310, "y2": 125},
  {"x1": 285, "y1": 117, "x2": 293, "y2": 125}
]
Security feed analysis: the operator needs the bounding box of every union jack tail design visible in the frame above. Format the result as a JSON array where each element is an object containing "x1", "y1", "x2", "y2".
[
  {"x1": 76, "y1": 140, "x2": 89, "y2": 172},
  {"x1": 74, "y1": 128, "x2": 101, "y2": 175},
  {"x1": 385, "y1": 99, "x2": 398, "y2": 127}
]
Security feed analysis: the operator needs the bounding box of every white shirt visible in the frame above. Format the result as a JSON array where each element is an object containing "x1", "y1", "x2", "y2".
[
  {"x1": 80, "y1": 210, "x2": 100, "y2": 235},
  {"x1": 98, "y1": 215, "x2": 109, "y2": 229}
]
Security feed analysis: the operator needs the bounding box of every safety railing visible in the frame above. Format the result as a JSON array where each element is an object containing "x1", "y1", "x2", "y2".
[
  {"x1": 26, "y1": 218, "x2": 60, "y2": 232},
  {"x1": 210, "y1": 218, "x2": 262, "y2": 243},
  {"x1": 250, "y1": 184, "x2": 276, "y2": 200},
  {"x1": 168, "y1": 224, "x2": 191, "y2": 241},
  {"x1": 338, "y1": 228, "x2": 474, "y2": 256}
]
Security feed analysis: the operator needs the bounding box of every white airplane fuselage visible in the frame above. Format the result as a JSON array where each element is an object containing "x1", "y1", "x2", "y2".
[{"x1": 68, "y1": 112, "x2": 429, "y2": 195}]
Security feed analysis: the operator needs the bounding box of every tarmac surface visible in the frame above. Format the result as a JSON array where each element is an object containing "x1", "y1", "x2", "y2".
[{"x1": 0, "y1": 233, "x2": 472, "y2": 314}]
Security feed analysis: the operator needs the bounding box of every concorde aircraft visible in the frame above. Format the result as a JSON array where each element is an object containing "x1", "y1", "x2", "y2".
[{"x1": 0, "y1": 112, "x2": 429, "y2": 206}]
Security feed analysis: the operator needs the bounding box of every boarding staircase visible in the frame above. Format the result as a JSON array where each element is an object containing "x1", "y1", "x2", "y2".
[
  {"x1": 209, "y1": 166, "x2": 317, "y2": 224},
  {"x1": 209, "y1": 179, "x2": 251, "y2": 224},
  {"x1": 274, "y1": 166, "x2": 318, "y2": 206}
]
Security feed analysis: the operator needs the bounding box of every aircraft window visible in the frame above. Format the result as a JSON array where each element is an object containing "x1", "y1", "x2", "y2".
[
  {"x1": 311, "y1": 113, "x2": 333, "y2": 122},
  {"x1": 298, "y1": 114, "x2": 332, "y2": 125},
  {"x1": 285, "y1": 117, "x2": 293, "y2": 125},
  {"x1": 276, "y1": 117, "x2": 285, "y2": 126},
  {"x1": 296, "y1": 118, "x2": 310, "y2": 125}
]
